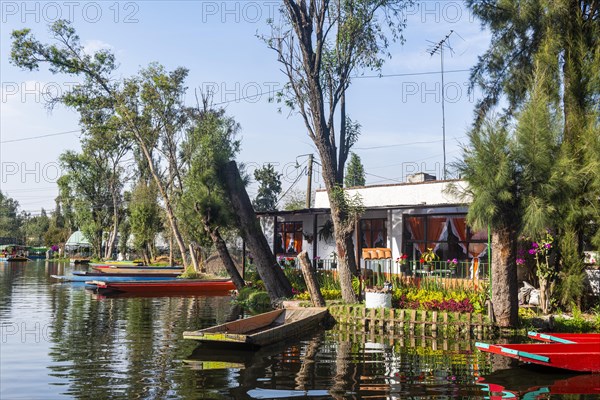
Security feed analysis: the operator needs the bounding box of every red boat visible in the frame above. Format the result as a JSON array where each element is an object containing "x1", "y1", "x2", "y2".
[
  {"x1": 476, "y1": 341, "x2": 600, "y2": 372},
  {"x1": 528, "y1": 331, "x2": 600, "y2": 344},
  {"x1": 87, "y1": 279, "x2": 236, "y2": 295}
]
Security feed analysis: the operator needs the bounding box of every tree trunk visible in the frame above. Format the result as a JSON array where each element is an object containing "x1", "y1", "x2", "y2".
[
  {"x1": 221, "y1": 161, "x2": 293, "y2": 301},
  {"x1": 329, "y1": 194, "x2": 359, "y2": 303},
  {"x1": 298, "y1": 251, "x2": 325, "y2": 307},
  {"x1": 208, "y1": 227, "x2": 245, "y2": 291},
  {"x1": 491, "y1": 228, "x2": 519, "y2": 327},
  {"x1": 539, "y1": 276, "x2": 549, "y2": 314},
  {"x1": 189, "y1": 244, "x2": 200, "y2": 272},
  {"x1": 104, "y1": 192, "x2": 119, "y2": 259}
]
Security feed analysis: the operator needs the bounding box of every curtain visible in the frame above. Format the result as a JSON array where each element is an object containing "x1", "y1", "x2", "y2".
[
  {"x1": 449, "y1": 217, "x2": 468, "y2": 254},
  {"x1": 427, "y1": 217, "x2": 447, "y2": 252},
  {"x1": 407, "y1": 217, "x2": 425, "y2": 254}
]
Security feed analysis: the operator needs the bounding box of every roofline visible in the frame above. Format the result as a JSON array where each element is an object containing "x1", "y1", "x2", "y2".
[
  {"x1": 315, "y1": 178, "x2": 464, "y2": 192},
  {"x1": 256, "y1": 203, "x2": 469, "y2": 217}
]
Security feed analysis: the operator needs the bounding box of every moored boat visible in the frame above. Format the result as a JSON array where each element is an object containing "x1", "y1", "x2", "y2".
[
  {"x1": 476, "y1": 341, "x2": 600, "y2": 372},
  {"x1": 183, "y1": 307, "x2": 330, "y2": 349},
  {"x1": 73, "y1": 270, "x2": 181, "y2": 278},
  {"x1": 528, "y1": 331, "x2": 600, "y2": 344},
  {"x1": 52, "y1": 274, "x2": 179, "y2": 283},
  {"x1": 91, "y1": 265, "x2": 184, "y2": 274},
  {"x1": 86, "y1": 279, "x2": 236, "y2": 295}
]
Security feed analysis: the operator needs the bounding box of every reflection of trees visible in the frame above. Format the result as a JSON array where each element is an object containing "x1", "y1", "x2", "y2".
[{"x1": 46, "y1": 287, "x2": 237, "y2": 399}]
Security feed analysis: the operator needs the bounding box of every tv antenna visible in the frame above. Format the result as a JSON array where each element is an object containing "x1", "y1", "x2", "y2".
[{"x1": 427, "y1": 30, "x2": 455, "y2": 180}]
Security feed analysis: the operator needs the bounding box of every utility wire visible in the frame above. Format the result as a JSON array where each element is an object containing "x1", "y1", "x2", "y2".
[{"x1": 0, "y1": 130, "x2": 81, "y2": 144}]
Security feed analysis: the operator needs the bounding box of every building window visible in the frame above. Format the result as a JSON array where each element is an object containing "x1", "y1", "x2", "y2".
[
  {"x1": 359, "y1": 219, "x2": 387, "y2": 250},
  {"x1": 403, "y1": 214, "x2": 488, "y2": 263},
  {"x1": 276, "y1": 221, "x2": 303, "y2": 255}
]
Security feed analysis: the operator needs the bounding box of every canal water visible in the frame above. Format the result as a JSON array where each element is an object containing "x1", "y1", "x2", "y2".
[{"x1": 1, "y1": 261, "x2": 598, "y2": 399}]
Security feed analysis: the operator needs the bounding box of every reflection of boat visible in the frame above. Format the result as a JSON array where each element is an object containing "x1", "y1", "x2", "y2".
[
  {"x1": 478, "y1": 369, "x2": 600, "y2": 398},
  {"x1": 476, "y1": 341, "x2": 600, "y2": 372},
  {"x1": 86, "y1": 279, "x2": 236, "y2": 295},
  {"x1": 89, "y1": 260, "x2": 144, "y2": 267},
  {"x1": 91, "y1": 265, "x2": 184, "y2": 274},
  {"x1": 51, "y1": 274, "x2": 178, "y2": 283},
  {"x1": 528, "y1": 331, "x2": 600, "y2": 344},
  {"x1": 183, "y1": 307, "x2": 329, "y2": 349}
]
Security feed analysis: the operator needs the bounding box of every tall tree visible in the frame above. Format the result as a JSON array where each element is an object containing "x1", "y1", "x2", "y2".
[
  {"x1": 0, "y1": 192, "x2": 23, "y2": 242},
  {"x1": 453, "y1": 119, "x2": 520, "y2": 327},
  {"x1": 178, "y1": 105, "x2": 246, "y2": 289},
  {"x1": 264, "y1": 0, "x2": 410, "y2": 302},
  {"x1": 344, "y1": 152, "x2": 366, "y2": 187},
  {"x1": 23, "y1": 209, "x2": 50, "y2": 246},
  {"x1": 59, "y1": 150, "x2": 113, "y2": 258},
  {"x1": 253, "y1": 164, "x2": 282, "y2": 212},
  {"x1": 10, "y1": 22, "x2": 192, "y2": 268},
  {"x1": 129, "y1": 181, "x2": 162, "y2": 265}
]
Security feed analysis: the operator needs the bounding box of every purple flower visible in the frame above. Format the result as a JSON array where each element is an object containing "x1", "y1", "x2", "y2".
[
  {"x1": 516, "y1": 258, "x2": 525, "y2": 265},
  {"x1": 532, "y1": 242, "x2": 539, "y2": 249},
  {"x1": 545, "y1": 243, "x2": 551, "y2": 249},
  {"x1": 528, "y1": 249, "x2": 536, "y2": 255}
]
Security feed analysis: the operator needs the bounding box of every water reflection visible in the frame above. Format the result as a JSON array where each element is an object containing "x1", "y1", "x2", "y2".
[{"x1": 1, "y1": 261, "x2": 599, "y2": 399}]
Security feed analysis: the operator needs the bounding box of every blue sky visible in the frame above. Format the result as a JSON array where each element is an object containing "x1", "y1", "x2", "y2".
[{"x1": 1, "y1": 1, "x2": 490, "y2": 213}]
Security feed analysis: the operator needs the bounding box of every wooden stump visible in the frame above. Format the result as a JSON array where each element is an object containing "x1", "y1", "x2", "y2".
[{"x1": 298, "y1": 251, "x2": 326, "y2": 307}]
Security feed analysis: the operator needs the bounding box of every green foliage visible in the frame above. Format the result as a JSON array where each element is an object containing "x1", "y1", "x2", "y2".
[
  {"x1": 246, "y1": 291, "x2": 272, "y2": 311},
  {"x1": 0, "y1": 191, "x2": 24, "y2": 240},
  {"x1": 252, "y1": 164, "x2": 282, "y2": 212},
  {"x1": 129, "y1": 181, "x2": 162, "y2": 256},
  {"x1": 557, "y1": 229, "x2": 587, "y2": 308},
  {"x1": 283, "y1": 267, "x2": 306, "y2": 292},
  {"x1": 281, "y1": 189, "x2": 307, "y2": 211},
  {"x1": 344, "y1": 152, "x2": 366, "y2": 187}
]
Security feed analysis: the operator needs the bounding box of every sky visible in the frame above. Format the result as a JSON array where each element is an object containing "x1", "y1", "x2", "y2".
[{"x1": 0, "y1": 1, "x2": 490, "y2": 214}]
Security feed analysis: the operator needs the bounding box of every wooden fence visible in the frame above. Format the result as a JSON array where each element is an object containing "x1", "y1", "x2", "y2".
[{"x1": 328, "y1": 305, "x2": 494, "y2": 339}]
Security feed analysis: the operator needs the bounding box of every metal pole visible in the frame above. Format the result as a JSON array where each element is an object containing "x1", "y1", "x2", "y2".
[
  {"x1": 306, "y1": 154, "x2": 313, "y2": 208},
  {"x1": 441, "y1": 44, "x2": 446, "y2": 180}
]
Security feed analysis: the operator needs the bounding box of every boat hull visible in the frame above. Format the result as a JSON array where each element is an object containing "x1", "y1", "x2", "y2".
[
  {"x1": 91, "y1": 266, "x2": 184, "y2": 274},
  {"x1": 476, "y1": 342, "x2": 600, "y2": 372},
  {"x1": 528, "y1": 331, "x2": 600, "y2": 344},
  {"x1": 52, "y1": 274, "x2": 178, "y2": 283},
  {"x1": 73, "y1": 270, "x2": 182, "y2": 278},
  {"x1": 87, "y1": 279, "x2": 236, "y2": 295},
  {"x1": 183, "y1": 307, "x2": 329, "y2": 348}
]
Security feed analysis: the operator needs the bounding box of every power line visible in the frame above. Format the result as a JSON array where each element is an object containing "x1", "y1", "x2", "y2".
[
  {"x1": 353, "y1": 69, "x2": 470, "y2": 79},
  {"x1": 355, "y1": 135, "x2": 466, "y2": 151},
  {"x1": 0, "y1": 130, "x2": 81, "y2": 144}
]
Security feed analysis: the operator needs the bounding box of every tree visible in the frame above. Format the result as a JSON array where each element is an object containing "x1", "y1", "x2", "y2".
[
  {"x1": 10, "y1": 22, "x2": 192, "y2": 267},
  {"x1": 129, "y1": 181, "x2": 162, "y2": 265},
  {"x1": 344, "y1": 152, "x2": 366, "y2": 187},
  {"x1": 264, "y1": 0, "x2": 411, "y2": 302},
  {"x1": 281, "y1": 189, "x2": 308, "y2": 211},
  {"x1": 253, "y1": 164, "x2": 282, "y2": 212},
  {"x1": 179, "y1": 106, "x2": 246, "y2": 290},
  {"x1": 59, "y1": 150, "x2": 114, "y2": 258},
  {"x1": 0, "y1": 192, "x2": 23, "y2": 242},
  {"x1": 453, "y1": 119, "x2": 520, "y2": 327},
  {"x1": 23, "y1": 209, "x2": 50, "y2": 246}
]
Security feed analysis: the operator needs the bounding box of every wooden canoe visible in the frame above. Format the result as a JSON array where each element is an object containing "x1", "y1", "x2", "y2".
[
  {"x1": 528, "y1": 331, "x2": 600, "y2": 344},
  {"x1": 183, "y1": 307, "x2": 329, "y2": 349},
  {"x1": 476, "y1": 341, "x2": 600, "y2": 372},
  {"x1": 87, "y1": 279, "x2": 236, "y2": 295},
  {"x1": 91, "y1": 265, "x2": 184, "y2": 275}
]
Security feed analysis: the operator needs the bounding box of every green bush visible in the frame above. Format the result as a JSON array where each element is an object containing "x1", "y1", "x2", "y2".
[{"x1": 247, "y1": 291, "x2": 272, "y2": 311}]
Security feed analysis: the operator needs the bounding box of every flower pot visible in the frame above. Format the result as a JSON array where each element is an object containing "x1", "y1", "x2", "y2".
[{"x1": 365, "y1": 291, "x2": 392, "y2": 309}]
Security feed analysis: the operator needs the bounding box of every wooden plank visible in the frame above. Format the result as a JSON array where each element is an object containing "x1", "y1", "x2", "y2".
[{"x1": 432, "y1": 311, "x2": 438, "y2": 332}]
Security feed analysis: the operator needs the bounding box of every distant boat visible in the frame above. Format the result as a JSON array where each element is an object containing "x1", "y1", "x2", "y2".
[
  {"x1": 70, "y1": 257, "x2": 91, "y2": 265},
  {"x1": 183, "y1": 307, "x2": 329, "y2": 349},
  {"x1": 476, "y1": 341, "x2": 600, "y2": 372},
  {"x1": 528, "y1": 331, "x2": 600, "y2": 344},
  {"x1": 86, "y1": 279, "x2": 236, "y2": 295},
  {"x1": 52, "y1": 274, "x2": 178, "y2": 283},
  {"x1": 0, "y1": 244, "x2": 31, "y2": 262}
]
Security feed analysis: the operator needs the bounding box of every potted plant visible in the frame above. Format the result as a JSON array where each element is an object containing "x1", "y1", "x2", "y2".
[
  {"x1": 395, "y1": 253, "x2": 409, "y2": 274},
  {"x1": 314, "y1": 256, "x2": 324, "y2": 269},
  {"x1": 330, "y1": 251, "x2": 338, "y2": 269},
  {"x1": 421, "y1": 248, "x2": 438, "y2": 272},
  {"x1": 365, "y1": 281, "x2": 393, "y2": 309},
  {"x1": 447, "y1": 258, "x2": 458, "y2": 275}
]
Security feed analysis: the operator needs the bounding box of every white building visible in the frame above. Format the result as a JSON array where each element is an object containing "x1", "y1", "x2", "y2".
[{"x1": 258, "y1": 177, "x2": 489, "y2": 277}]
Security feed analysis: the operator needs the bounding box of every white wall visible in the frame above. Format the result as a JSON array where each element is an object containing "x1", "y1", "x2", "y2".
[{"x1": 314, "y1": 180, "x2": 469, "y2": 208}]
